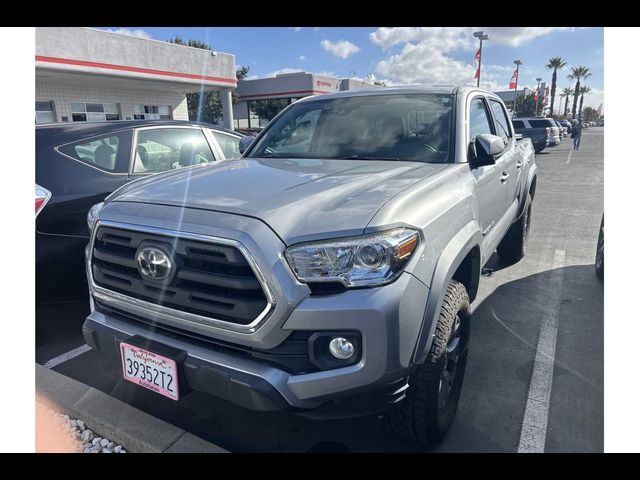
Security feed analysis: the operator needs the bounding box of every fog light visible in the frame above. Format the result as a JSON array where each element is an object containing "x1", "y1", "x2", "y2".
[{"x1": 329, "y1": 337, "x2": 354, "y2": 360}]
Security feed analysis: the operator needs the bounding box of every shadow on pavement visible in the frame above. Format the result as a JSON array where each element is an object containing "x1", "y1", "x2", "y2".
[{"x1": 49, "y1": 264, "x2": 603, "y2": 452}]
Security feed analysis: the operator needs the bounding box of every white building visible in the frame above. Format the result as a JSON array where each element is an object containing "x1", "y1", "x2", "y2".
[
  {"x1": 233, "y1": 72, "x2": 378, "y2": 129},
  {"x1": 36, "y1": 27, "x2": 237, "y2": 128}
]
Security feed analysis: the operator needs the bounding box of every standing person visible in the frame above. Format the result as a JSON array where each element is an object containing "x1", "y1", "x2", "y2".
[{"x1": 571, "y1": 119, "x2": 583, "y2": 150}]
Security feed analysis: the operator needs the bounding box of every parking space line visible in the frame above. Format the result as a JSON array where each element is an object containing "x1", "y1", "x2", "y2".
[
  {"x1": 517, "y1": 249, "x2": 566, "y2": 453},
  {"x1": 44, "y1": 344, "x2": 92, "y2": 369},
  {"x1": 566, "y1": 150, "x2": 574, "y2": 164}
]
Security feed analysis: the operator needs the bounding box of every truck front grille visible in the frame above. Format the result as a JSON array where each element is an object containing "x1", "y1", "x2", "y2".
[{"x1": 91, "y1": 226, "x2": 269, "y2": 326}]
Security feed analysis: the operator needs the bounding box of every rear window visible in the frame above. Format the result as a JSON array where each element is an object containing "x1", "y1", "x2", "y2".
[
  {"x1": 512, "y1": 120, "x2": 525, "y2": 129},
  {"x1": 529, "y1": 119, "x2": 554, "y2": 128}
]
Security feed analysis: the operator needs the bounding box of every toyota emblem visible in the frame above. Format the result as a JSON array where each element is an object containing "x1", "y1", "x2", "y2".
[{"x1": 137, "y1": 247, "x2": 173, "y2": 280}]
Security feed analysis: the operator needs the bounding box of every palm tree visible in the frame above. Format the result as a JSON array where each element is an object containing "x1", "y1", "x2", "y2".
[
  {"x1": 546, "y1": 57, "x2": 567, "y2": 115},
  {"x1": 578, "y1": 86, "x2": 591, "y2": 120},
  {"x1": 568, "y1": 66, "x2": 592, "y2": 119},
  {"x1": 561, "y1": 87, "x2": 574, "y2": 116}
]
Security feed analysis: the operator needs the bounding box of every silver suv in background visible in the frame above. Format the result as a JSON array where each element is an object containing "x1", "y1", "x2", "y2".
[
  {"x1": 83, "y1": 86, "x2": 537, "y2": 445},
  {"x1": 516, "y1": 117, "x2": 561, "y2": 147}
]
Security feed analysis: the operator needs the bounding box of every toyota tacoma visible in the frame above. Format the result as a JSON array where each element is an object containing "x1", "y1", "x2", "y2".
[{"x1": 83, "y1": 86, "x2": 537, "y2": 444}]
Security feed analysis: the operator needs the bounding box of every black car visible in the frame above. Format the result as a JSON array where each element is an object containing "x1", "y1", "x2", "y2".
[{"x1": 36, "y1": 120, "x2": 246, "y2": 303}]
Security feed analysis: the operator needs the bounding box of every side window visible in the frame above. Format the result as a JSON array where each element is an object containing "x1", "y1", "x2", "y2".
[
  {"x1": 489, "y1": 100, "x2": 512, "y2": 144},
  {"x1": 58, "y1": 134, "x2": 124, "y2": 172},
  {"x1": 211, "y1": 131, "x2": 241, "y2": 160},
  {"x1": 133, "y1": 128, "x2": 215, "y2": 173},
  {"x1": 512, "y1": 120, "x2": 525, "y2": 129},
  {"x1": 469, "y1": 98, "x2": 494, "y2": 141}
]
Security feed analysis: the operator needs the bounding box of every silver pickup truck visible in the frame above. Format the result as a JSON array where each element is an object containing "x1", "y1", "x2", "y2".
[{"x1": 83, "y1": 86, "x2": 537, "y2": 444}]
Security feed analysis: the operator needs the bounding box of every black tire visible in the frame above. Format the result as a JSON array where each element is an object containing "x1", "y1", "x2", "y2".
[
  {"x1": 534, "y1": 147, "x2": 544, "y2": 154},
  {"x1": 497, "y1": 193, "x2": 532, "y2": 264},
  {"x1": 385, "y1": 280, "x2": 471, "y2": 445},
  {"x1": 595, "y1": 216, "x2": 604, "y2": 281}
]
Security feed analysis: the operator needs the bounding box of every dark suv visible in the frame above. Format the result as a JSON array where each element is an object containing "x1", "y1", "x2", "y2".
[{"x1": 36, "y1": 120, "x2": 245, "y2": 303}]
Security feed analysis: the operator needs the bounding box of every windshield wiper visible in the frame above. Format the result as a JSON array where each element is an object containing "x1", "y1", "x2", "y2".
[{"x1": 341, "y1": 154, "x2": 402, "y2": 161}]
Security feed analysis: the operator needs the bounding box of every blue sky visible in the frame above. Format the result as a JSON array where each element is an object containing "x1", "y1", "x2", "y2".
[{"x1": 99, "y1": 27, "x2": 604, "y2": 110}]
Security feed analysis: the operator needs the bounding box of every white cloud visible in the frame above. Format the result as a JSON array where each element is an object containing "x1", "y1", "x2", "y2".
[
  {"x1": 293, "y1": 27, "x2": 302, "y2": 32},
  {"x1": 370, "y1": 27, "x2": 472, "y2": 50},
  {"x1": 375, "y1": 41, "x2": 475, "y2": 85},
  {"x1": 583, "y1": 87, "x2": 604, "y2": 110},
  {"x1": 103, "y1": 28, "x2": 152, "y2": 40},
  {"x1": 320, "y1": 39, "x2": 361, "y2": 59},
  {"x1": 369, "y1": 27, "x2": 575, "y2": 87},
  {"x1": 369, "y1": 27, "x2": 573, "y2": 50},
  {"x1": 484, "y1": 27, "x2": 575, "y2": 47},
  {"x1": 299, "y1": 55, "x2": 308, "y2": 61},
  {"x1": 266, "y1": 68, "x2": 305, "y2": 77}
]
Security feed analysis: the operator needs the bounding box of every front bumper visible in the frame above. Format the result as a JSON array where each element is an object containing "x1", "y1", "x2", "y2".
[{"x1": 84, "y1": 270, "x2": 429, "y2": 413}]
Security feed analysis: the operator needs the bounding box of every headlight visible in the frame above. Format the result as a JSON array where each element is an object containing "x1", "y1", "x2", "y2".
[
  {"x1": 86, "y1": 202, "x2": 104, "y2": 232},
  {"x1": 285, "y1": 228, "x2": 419, "y2": 287}
]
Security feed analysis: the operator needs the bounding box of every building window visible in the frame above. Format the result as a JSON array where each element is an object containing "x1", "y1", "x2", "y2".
[
  {"x1": 133, "y1": 105, "x2": 172, "y2": 120},
  {"x1": 36, "y1": 101, "x2": 56, "y2": 124},
  {"x1": 71, "y1": 102, "x2": 120, "y2": 122}
]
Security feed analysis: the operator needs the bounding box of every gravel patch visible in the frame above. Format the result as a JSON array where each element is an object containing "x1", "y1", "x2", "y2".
[{"x1": 50, "y1": 411, "x2": 127, "y2": 454}]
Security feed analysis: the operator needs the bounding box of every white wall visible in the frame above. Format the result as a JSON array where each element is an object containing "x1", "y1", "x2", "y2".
[{"x1": 36, "y1": 79, "x2": 189, "y2": 123}]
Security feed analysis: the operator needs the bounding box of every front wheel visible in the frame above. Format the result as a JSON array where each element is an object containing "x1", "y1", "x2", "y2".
[{"x1": 385, "y1": 280, "x2": 470, "y2": 445}]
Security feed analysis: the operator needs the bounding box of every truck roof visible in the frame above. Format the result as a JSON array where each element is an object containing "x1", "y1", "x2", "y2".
[{"x1": 295, "y1": 85, "x2": 500, "y2": 103}]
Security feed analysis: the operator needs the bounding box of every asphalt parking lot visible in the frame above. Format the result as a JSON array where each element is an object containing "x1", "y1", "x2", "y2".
[{"x1": 36, "y1": 128, "x2": 604, "y2": 452}]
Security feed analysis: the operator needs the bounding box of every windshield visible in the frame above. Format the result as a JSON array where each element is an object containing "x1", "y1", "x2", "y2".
[{"x1": 248, "y1": 93, "x2": 453, "y2": 163}]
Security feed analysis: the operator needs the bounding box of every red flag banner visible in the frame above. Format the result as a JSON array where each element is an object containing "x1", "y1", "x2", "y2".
[
  {"x1": 533, "y1": 87, "x2": 539, "y2": 102},
  {"x1": 474, "y1": 48, "x2": 481, "y2": 79},
  {"x1": 508, "y1": 67, "x2": 518, "y2": 89}
]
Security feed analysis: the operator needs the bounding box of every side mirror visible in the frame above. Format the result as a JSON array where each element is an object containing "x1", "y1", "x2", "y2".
[
  {"x1": 514, "y1": 133, "x2": 523, "y2": 141},
  {"x1": 239, "y1": 136, "x2": 255, "y2": 155},
  {"x1": 470, "y1": 133, "x2": 505, "y2": 166}
]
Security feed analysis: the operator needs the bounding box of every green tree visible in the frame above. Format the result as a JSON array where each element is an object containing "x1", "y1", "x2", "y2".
[
  {"x1": 561, "y1": 87, "x2": 574, "y2": 116},
  {"x1": 546, "y1": 56, "x2": 567, "y2": 116},
  {"x1": 514, "y1": 92, "x2": 537, "y2": 117},
  {"x1": 568, "y1": 66, "x2": 592, "y2": 119},
  {"x1": 582, "y1": 106, "x2": 599, "y2": 123},
  {"x1": 578, "y1": 85, "x2": 591, "y2": 120},
  {"x1": 252, "y1": 98, "x2": 289, "y2": 122},
  {"x1": 168, "y1": 36, "x2": 249, "y2": 124}
]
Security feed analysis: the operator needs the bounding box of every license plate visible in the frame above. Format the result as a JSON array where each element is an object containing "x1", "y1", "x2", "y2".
[{"x1": 120, "y1": 342, "x2": 179, "y2": 401}]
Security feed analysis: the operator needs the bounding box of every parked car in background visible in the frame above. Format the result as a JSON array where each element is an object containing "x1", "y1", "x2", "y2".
[
  {"x1": 512, "y1": 117, "x2": 554, "y2": 153},
  {"x1": 554, "y1": 120, "x2": 567, "y2": 138},
  {"x1": 83, "y1": 86, "x2": 537, "y2": 445},
  {"x1": 558, "y1": 119, "x2": 572, "y2": 134},
  {"x1": 36, "y1": 120, "x2": 246, "y2": 303}
]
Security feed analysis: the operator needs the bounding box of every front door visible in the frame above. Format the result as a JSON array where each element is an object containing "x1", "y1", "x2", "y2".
[
  {"x1": 129, "y1": 126, "x2": 218, "y2": 181},
  {"x1": 467, "y1": 95, "x2": 509, "y2": 260}
]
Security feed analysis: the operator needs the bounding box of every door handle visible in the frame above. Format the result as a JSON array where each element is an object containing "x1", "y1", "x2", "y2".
[{"x1": 500, "y1": 172, "x2": 510, "y2": 182}]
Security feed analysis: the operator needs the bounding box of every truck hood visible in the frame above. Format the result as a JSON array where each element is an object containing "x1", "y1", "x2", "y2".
[{"x1": 109, "y1": 158, "x2": 447, "y2": 244}]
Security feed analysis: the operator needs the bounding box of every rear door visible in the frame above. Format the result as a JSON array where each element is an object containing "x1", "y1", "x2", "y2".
[
  {"x1": 38, "y1": 129, "x2": 132, "y2": 237},
  {"x1": 129, "y1": 126, "x2": 218, "y2": 180},
  {"x1": 467, "y1": 95, "x2": 508, "y2": 255},
  {"x1": 488, "y1": 98, "x2": 520, "y2": 210}
]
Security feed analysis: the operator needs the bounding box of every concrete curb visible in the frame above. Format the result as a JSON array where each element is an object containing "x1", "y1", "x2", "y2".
[{"x1": 36, "y1": 364, "x2": 228, "y2": 453}]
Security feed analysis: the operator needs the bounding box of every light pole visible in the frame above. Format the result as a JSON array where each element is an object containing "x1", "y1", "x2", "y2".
[
  {"x1": 474, "y1": 31, "x2": 489, "y2": 87},
  {"x1": 513, "y1": 59, "x2": 522, "y2": 115},
  {"x1": 535, "y1": 77, "x2": 542, "y2": 116}
]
